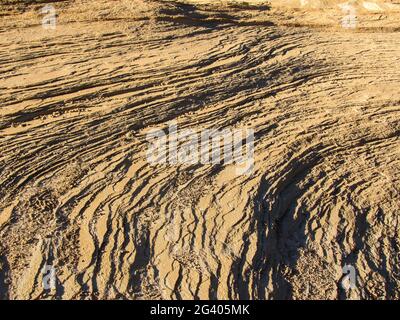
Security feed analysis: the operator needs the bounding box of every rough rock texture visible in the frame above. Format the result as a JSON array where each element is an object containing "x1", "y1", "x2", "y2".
[{"x1": 0, "y1": 0, "x2": 399, "y2": 299}]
